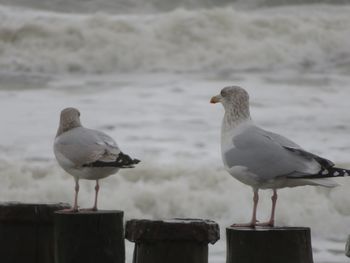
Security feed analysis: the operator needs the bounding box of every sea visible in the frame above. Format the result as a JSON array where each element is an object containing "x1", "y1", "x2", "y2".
[{"x1": 0, "y1": 0, "x2": 350, "y2": 262}]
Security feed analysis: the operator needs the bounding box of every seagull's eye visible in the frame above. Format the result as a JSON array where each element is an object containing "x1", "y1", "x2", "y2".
[{"x1": 220, "y1": 90, "x2": 226, "y2": 97}]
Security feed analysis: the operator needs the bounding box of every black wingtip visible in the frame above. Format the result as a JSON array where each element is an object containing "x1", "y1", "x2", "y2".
[
  {"x1": 116, "y1": 152, "x2": 141, "y2": 168},
  {"x1": 121, "y1": 158, "x2": 140, "y2": 168},
  {"x1": 133, "y1": 159, "x2": 141, "y2": 164},
  {"x1": 82, "y1": 152, "x2": 141, "y2": 168},
  {"x1": 297, "y1": 167, "x2": 350, "y2": 179}
]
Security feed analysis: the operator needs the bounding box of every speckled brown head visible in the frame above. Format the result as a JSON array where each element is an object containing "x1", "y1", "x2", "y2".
[{"x1": 211, "y1": 86, "x2": 251, "y2": 125}]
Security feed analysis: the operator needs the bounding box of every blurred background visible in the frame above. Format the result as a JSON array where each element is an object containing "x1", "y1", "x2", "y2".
[{"x1": 0, "y1": 0, "x2": 350, "y2": 262}]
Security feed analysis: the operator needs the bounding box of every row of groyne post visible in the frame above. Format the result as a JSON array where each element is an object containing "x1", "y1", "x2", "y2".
[{"x1": 0, "y1": 202, "x2": 348, "y2": 263}]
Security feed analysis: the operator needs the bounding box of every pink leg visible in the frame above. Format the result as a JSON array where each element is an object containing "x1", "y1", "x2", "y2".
[
  {"x1": 251, "y1": 190, "x2": 259, "y2": 225},
  {"x1": 73, "y1": 179, "x2": 80, "y2": 211},
  {"x1": 80, "y1": 180, "x2": 100, "y2": 211},
  {"x1": 231, "y1": 189, "x2": 259, "y2": 228},
  {"x1": 92, "y1": 180, "x2": 99, "y2": 211},
  {"x1": 256, "y1": 189, "x2": 277, "y2": 227},
  {"x1": 270, "y1": 189, "x2": 278, "y2": 225},
  {"x1": 61, "y1": 178, "x2": 79, "y2": 212}
]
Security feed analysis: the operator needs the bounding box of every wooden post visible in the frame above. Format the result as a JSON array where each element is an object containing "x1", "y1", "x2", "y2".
[
  {"x1": 0, "y1": 202, "x2": 70, "y2": 263},
  {"x1": 54, "y1": 210, "x2": 125, "y2": 263},
  {"x1": 226, "y1": 227, "x2": 314, "y2": 263},
  {"x1": 125, "y1": 218, "x2": 220, "y2": 263},
  {"x1": 346, "y1": 235, "x2": 350, "y2": 257}
]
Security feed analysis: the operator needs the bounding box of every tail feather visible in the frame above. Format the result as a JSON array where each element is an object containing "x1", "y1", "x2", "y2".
[
  {"x1": 285, "y1": 178, "x2": 339, "y2": 188},
  {"x1": 83, "y1": 152, "x2": 140, "y2": 168},
  {"x1": 304, "y1": 178, "x2": 339, "y2": 188}
]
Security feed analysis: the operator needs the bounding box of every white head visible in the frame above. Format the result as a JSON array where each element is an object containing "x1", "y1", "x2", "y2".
[
  {"x1": 56, "y1": 107, "x2": 82, "y2": 136},
  {"x1": 210, "y1": 86, "x2": 251, "y2": 124}
]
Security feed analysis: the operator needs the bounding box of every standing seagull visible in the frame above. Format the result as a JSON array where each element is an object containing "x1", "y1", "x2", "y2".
[
  {"x1": 54, "y1": 107, "x2": 140, "y2": 212},
  {"x1": 210, "y1": 86, "x2": 349, "y2": 227}
]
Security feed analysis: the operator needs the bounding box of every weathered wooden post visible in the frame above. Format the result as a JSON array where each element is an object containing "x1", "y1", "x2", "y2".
[
  {"x1": 226, "y1": 227, "x2": 314, "y2": 263},
  {"x1": 125, "y1": 218, "x2": 220, "y2": 263},
  {"x1": 0, "y1": 202, "x2": 70, "y2": 263},
  {"x1": 346, "y1": 235, "x2": 350, "y2": 257},
  {"x1": 54, "y1": 210, "x2": 125, "y2": 263}
]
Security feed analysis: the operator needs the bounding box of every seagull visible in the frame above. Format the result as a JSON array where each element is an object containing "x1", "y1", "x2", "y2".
[
  {"x1": 210, "y1": 86, "x2": 349, "y2": 227},
  {"x1": 54, "y1": 107, "x2": 140, "y2": 212}
]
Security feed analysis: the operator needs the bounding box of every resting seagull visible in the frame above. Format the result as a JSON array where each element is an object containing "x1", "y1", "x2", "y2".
[
  {"x1": 210, "y1": 86, "x2": 349, "y2": 227},
  {"x1": 54, "y1": 107, "x2": 140, "y2": 212}
]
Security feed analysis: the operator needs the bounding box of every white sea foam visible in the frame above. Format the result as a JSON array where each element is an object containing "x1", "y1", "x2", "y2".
[
  {"x1": 0, "y1": 158, "x2": 349, "y2": 262},
  {"x1": 0, "y1": 72, "x2": 349, "y2": 262},
  {"x1": 0, "y1": 5, "x2": 349, "y2": 75},
  {"x1": 1, "y1": 158, "x2": 350, "y2": 234}
]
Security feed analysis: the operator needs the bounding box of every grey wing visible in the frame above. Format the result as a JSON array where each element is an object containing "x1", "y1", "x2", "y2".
[
  {"x1": 264, "y1": 129, "x2": 334, "y2": 170},
  {"x1": 224, "y1": 126, "x2": 321, "y2": 181},
  {"x1": 262, "y1": 129, "x2": 301, "y2": 149},
  {"x1": 93, "y1": 129, "x2": 121, "y2": 160},
  {"x1": 54, "y1": 127, "x2": 121, "y2": 166}
]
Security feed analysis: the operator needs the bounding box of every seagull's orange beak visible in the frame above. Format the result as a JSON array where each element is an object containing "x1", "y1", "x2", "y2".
[{"x1": 210, "y1": 95, "x2": 221, "y2": 104}]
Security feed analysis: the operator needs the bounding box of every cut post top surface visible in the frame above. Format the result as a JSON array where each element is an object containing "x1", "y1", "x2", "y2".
[
  {"x1": 126, "y1": 218, "x2": 220, "y2": 244},
  {"x1": 227, "y1": 226, "x2": 311, "y2": 232},
  {"x1": 54, "y1": 210, "x2": 124, "y2": 226},
  {"x1": 0, "y1": 202, "x2": 71, "y2": 223},
  {"x1": 55, "y1": 210, "x2": 124, "y2": 216}
]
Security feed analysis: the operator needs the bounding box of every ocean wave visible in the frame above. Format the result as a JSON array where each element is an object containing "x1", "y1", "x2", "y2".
[
  {"x1": 0, "y1": 158, "x2": 349, "y2": 240},
  {"x1": 0, "y1": 0, "x2": 349, "y2": 14},
  {"x1": 0, "y1": 5, "x2": 349, "y2": 75}
]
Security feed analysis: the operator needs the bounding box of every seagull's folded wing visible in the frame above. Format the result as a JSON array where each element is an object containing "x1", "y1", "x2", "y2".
[
  {"x1": 54, "y1": 127, "x2": 121, "y2": 167},
  {"x1": 223, "y1": 125, "x2": 322, "y2": 181}
]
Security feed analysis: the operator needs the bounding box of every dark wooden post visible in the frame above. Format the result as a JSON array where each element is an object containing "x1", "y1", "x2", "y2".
[
  {"x1": 346, "y1": 235, "x2": 350, "y2": 257},
  {"x1": 0, "y1": 202, "x2": 70, "y2": 263},
  {"x1": 226, "y1": 227, "x2": 314, "y2": 263},
  {"x1": 54, "y1": 210, "x2": 125, "y2": 263},
  {"x1": 125, "y1": 218, "x2": 220, "y2": 263}
]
